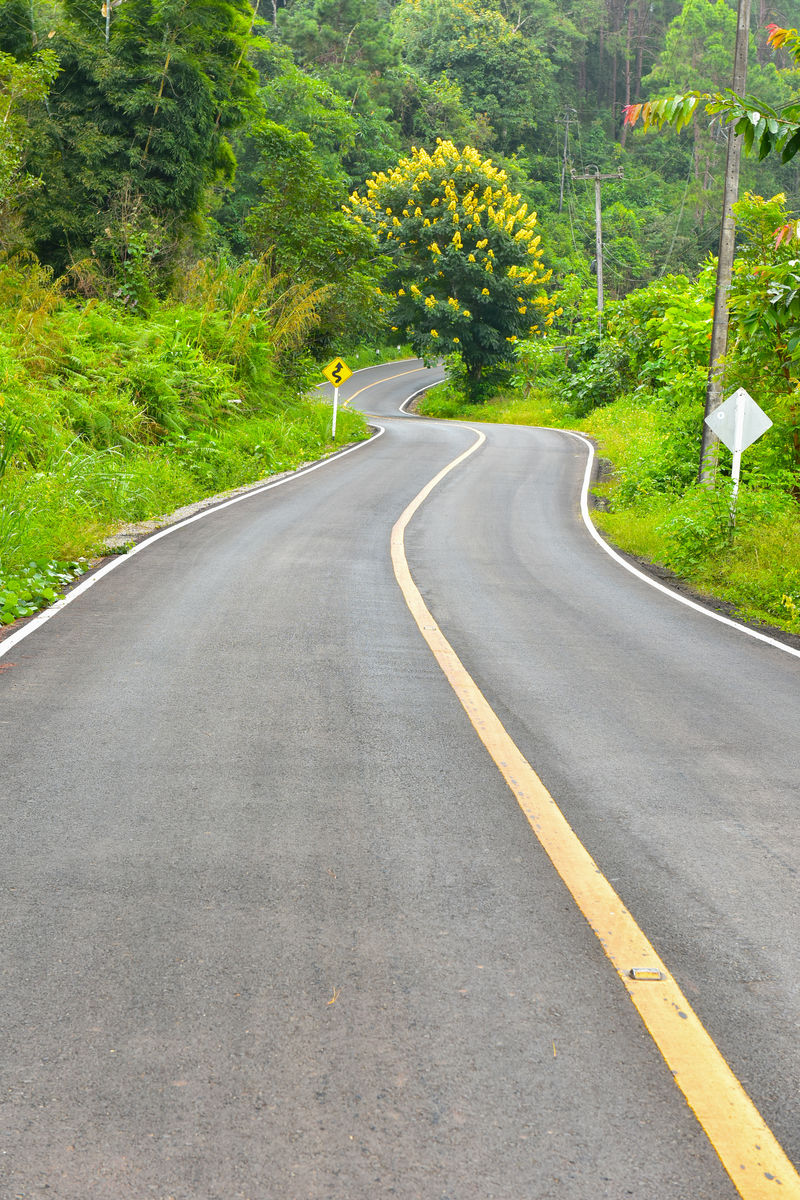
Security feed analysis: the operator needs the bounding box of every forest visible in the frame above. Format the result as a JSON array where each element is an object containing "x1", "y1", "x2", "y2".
[{"x1": 3, "y1": 0, "x2": 800, "y2": 631}]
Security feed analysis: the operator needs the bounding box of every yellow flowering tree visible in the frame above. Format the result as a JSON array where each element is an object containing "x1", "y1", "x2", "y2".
[{"x1": 345, "y1": 140, "x2": 552, "y2": 393}]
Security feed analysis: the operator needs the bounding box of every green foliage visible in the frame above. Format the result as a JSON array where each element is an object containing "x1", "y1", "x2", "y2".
[
  {"x1": 390, "y1": 67, "x2": 493, "y2": 152},
  {"x1": 0, "y1": 46, "x2": 59, "y2": 245},
  {"x1": 0, "y1": 252, "x2": 369, "y2": 619},
  {"x1": 244, "y1": 120, "x2": 384, "y2": 352},
  {"x1": 625, "y1": 19, "x2": 800, "y2": 170},
  {"x1": 0, "y1": 559, "x2": 86, "y2": 625},
  {"x1": 391, "y1": 0, "x2": 554, "y2": 152},
  {"x1": 17, "y1": 0, "x2": 259, "y2": 269}
]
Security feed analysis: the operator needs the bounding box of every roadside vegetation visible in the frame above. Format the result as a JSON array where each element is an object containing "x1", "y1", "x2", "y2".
[
  {"x1": 0, "y1": 256, "x2": 371, "y2": 626},
  {"x1": 420, "y1": 193, "x2": 800, "y2": 635}
]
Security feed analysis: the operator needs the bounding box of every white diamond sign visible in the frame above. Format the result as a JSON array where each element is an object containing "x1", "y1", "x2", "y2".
[
  {"x1": 705, "y1": 388, "x2": 773, "y2": 522},
  {"x1": 705, "y1": 387, "x2": 772, "y2": 454}
]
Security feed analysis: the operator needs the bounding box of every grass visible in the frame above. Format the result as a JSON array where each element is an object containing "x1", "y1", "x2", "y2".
[
  {"x1": 0, "y1": 258, "x2": 375, "y2": 626},
  {"x1": 344, "y1": 343, "x2": 415, "y2": 369},
  {"x1": 418, "y1": 381, "x2": 571, "y2": 427}
]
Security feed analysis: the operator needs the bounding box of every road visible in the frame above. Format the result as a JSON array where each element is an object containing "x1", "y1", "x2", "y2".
[{"x1": 1, "y1": 360, "x2": 798, "y2": 1199}]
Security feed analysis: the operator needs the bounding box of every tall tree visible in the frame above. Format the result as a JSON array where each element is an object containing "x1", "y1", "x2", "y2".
[
  {"x1": 21, "y1": 0, "x2": 259, "y2": 268},
  {"x1": 348, "y1": 140, "x2": 553, "y2": 389},
  {"x1": 0, "y1": 46, "x2": 58, "y2": 247},
  {"x1": 392, "y1": 0, "x2": 555, "y2": 152}
]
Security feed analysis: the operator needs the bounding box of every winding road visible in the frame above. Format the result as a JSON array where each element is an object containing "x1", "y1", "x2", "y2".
[{"x1": 2, "y1": 360, "x2": 799, "y2": 1199}]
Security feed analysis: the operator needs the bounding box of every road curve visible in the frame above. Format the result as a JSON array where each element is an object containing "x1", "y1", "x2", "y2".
[{"x1": 2, "y1": 360, "x2": 798, "y2": 1199}]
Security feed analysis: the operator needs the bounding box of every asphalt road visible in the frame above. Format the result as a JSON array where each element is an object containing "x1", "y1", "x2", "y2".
[{"x1": 2, "y1": 360, "x2": 798, "y2": 1199}]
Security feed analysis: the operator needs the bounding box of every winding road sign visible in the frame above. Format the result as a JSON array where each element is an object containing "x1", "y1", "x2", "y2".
[{"x1": 322, "y1": 358, "x2": 352, "y2": 387}]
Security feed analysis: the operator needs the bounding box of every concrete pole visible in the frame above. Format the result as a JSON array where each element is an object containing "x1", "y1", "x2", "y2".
[
  {"x1": 594, "y1": 176, "x2": 604, "y2": 335},
  {"x1": 698, "y1": 0, "x2": 752, "y2": 483},
  {"x1": 572, "y1": 167, "x2": 622, "y2": 337}
]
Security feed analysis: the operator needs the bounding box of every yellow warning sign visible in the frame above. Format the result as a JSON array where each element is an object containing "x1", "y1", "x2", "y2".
[{"x1": 322, "y1": 357, "x2": 353, "y2": 387}]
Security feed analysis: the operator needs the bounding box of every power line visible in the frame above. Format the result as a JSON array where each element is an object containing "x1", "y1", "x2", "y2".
[{"x1": 657, "y1": 159, "x2": 694, "y2": 278}]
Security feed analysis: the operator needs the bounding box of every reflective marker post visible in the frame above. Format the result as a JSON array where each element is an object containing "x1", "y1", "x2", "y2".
[
  {"x1": 321, "y1": 357, "x2": 353, "y2": 440},
  {"x1": 704, "y1": 387, "x2": 772, "y2": 526}
]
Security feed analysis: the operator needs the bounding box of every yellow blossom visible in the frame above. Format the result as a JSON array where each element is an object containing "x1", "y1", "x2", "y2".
[{"x1": 481, "y1": 288, "x2": 490, "y2": 296}]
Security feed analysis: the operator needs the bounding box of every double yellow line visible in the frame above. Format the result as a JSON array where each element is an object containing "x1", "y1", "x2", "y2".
[{"x1": 391, "y1": 426, "x2": 800, "y2": 1200}]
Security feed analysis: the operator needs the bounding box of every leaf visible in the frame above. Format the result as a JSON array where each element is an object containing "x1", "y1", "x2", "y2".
[{"x1": 781, "y1": 129, "x2": 800, "y2": 162}]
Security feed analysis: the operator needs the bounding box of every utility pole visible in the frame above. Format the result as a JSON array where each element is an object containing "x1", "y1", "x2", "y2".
[
  {"x1": 558, "y1": 107, "x2": 577, "y2": 213},
  {"x1": 698, "y1": 0, "x2": 752, "y2": 483},
  {"x1": 571, "y1": 165, "x2": 623, "y2": 335}
]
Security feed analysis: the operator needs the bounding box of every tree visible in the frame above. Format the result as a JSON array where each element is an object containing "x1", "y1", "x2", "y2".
[
  {"x1": 0, "y1": 47, "x2": 58, "y2": 247},
  {"x1": 20, "y1": 0, "x2": 259, "y2": 269},
  {"x1": 276, "y1": 0, "x2": 399, "y2": 115},
  {"x1": 245, "y1": 120, "x2": 385, "y2": 351},
  {"x1": 639, "y1": 0, "x2": 789, "y2": 221},
  {"x1": 391, "y1": 0, "x2": 554, "y2": 152},
  {"x1": 347, "y1": 140, "x2": 553, "y2": 392},
  {"x1": 624, "y1": 23, "x2": 800, "y2": 162}
]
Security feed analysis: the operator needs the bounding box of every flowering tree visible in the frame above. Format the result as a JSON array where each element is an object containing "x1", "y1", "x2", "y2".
[{"x1": 346, "y1": 140, "x2": 553, "y2": 392}]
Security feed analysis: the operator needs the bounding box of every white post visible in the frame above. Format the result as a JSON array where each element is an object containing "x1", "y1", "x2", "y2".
[
  {"x1": 332, "y1": 386, "x2": 339, "y2": 440},
  {"x1": 730, "y1": 387, "x2": 746, "y2": 525}
]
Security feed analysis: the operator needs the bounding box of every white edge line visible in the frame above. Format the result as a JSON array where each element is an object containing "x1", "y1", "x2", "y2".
[
  {"x1": 562, "y1": 427, "x2": 800, "y2": 662},
  {"x1": 0, "y1": 424, "x2": 386, "y2": 659},
  {"x1": 399, "y1": 384, "x2": 438, "y2": 414}
]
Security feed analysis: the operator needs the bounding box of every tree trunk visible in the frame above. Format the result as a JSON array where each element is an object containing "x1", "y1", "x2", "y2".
[
  {"x1": 634, "y1": 0, "x2": 647, "y2": 96},
  {"x1": 698, "y1": 0, "x2": 752, "y2": 482},
  {"x1": 619, "y1": 4, "x2": 634, "y2": 146}
]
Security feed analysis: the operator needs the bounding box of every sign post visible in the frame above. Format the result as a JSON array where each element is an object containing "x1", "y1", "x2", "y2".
[
  {"x1": 703, "y1": 387, "x2": 772, "y2": 524},
  {"x1": 321, "y1": 357, "x2": 353, "y2": 439}
]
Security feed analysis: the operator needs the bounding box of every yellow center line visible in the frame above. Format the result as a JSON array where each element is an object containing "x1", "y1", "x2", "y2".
[
  {"x1": 390, "y1": 426, "x2": 800, "y2": 1200},
  {"x1": 340, "y1": 365, "x2": 429, "y2": 406}
]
